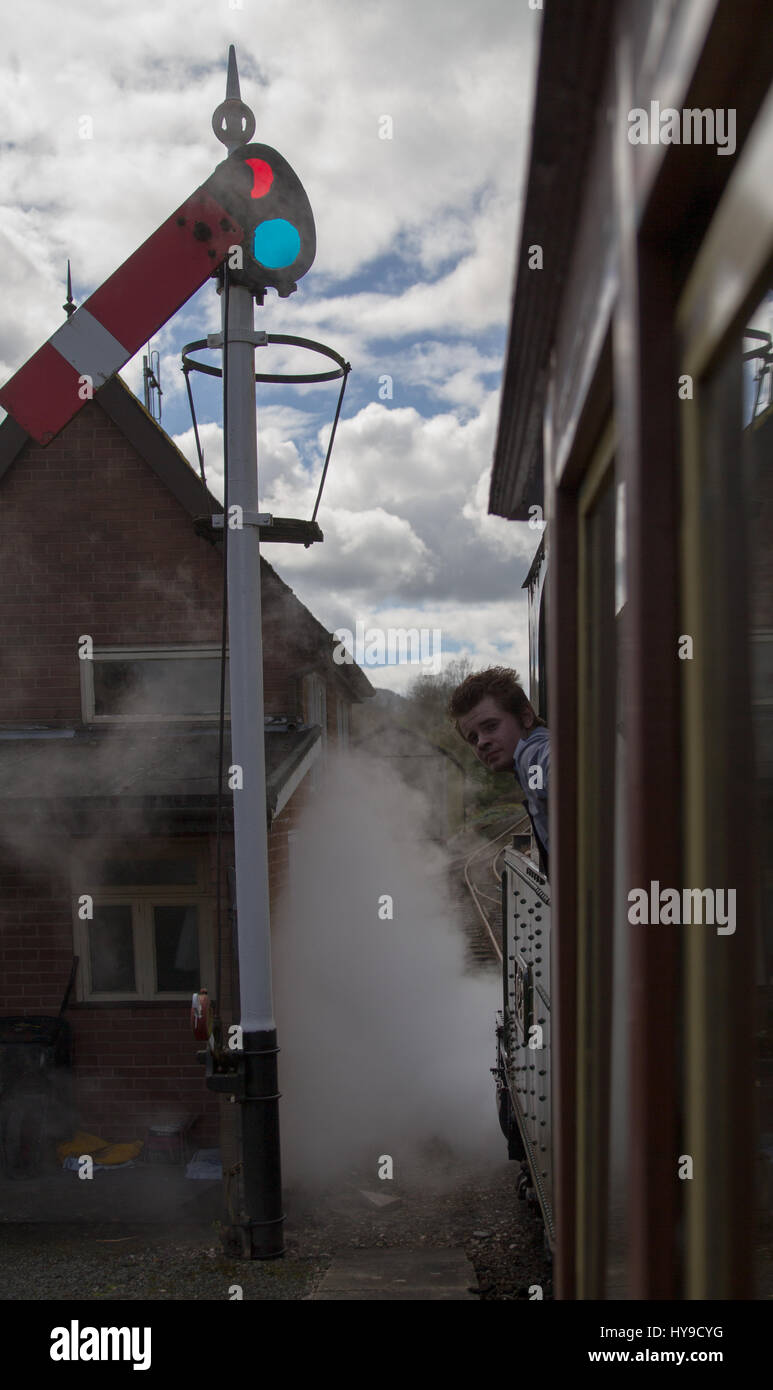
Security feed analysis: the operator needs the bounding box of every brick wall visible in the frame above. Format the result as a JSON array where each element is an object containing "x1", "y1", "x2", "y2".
[
  {"x1": 0, "y1": 842, "x2": 225, "y2": 1146},
  {"x1": 1, "y1": 409, "x2": 221, "y2": 722},
  {"x1": 0, "y1": 394, "x2": 348, "y2": 1164},
  {"x1": 0, "y1": 784, "x2": 310, "y2": 1152},
  {"x1": 0, "y1": 401, "x2": 320, "y2": 722}
]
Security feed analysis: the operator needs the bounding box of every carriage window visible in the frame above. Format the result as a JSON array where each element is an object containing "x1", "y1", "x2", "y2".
[
  {"x1": 686, "y1": 283, "x2": 773, "y2": 1296},
  {"x1": 742, "y1": 289, "x2": 773, "y2": 1293},
  {"x1": 742, "y1": 290, "x2": 773, "y2": 994},
  {"x1": 751, "y1": 632, "x2": 773, "y2": 706},
  {"x1": 614, "y1": 480, "x2": 626, "y2": 616}
]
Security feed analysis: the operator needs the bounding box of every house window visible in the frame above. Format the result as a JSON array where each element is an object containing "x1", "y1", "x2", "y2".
[
  {"x1": 81, "y1": 645, "x2": 230, "y2": 723},
  {"x1": 153, "y1": 905, "x2": 201, "y2": 991},
  {"x1": 73, "y1": 841, "x2": 213, "y2": 1002},
  {"x1": 89, "y1": 905, "x2": 136, "y2": 993},
  {"x1": 303, "y1": 673, "x2": 327, "y2": 742}
]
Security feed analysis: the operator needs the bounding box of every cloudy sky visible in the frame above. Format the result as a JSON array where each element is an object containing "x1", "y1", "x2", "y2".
[{"x1": 1, "y1": 0, "x2": 541, "y2": 694}]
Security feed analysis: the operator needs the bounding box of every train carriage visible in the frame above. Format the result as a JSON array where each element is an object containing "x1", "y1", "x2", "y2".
[{"x1": 489, "y1": 0, "x2": 773, "y2": 1299}]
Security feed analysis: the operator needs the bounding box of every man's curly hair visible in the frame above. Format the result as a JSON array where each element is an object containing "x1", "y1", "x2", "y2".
[{"x1": 447, "y1": 666, "x2": 545, "y2": 733}]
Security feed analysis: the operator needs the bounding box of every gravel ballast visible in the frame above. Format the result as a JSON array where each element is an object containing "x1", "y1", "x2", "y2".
[{"x1": 0, "y1": 1153, "x2": 552, "y2": 1301}]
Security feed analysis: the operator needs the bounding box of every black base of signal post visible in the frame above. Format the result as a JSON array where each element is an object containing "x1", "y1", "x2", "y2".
[{"x1": 241, "y1": 1029, "x2": 284, "y2": 1259}]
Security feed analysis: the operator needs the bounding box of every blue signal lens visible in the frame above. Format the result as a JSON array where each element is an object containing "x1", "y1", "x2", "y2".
[{"x1": 253, "y1": 219, "x2": 301, "y2": 269}]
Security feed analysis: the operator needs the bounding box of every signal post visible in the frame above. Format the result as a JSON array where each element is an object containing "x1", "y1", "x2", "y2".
[{"x1": 204, "y1": 48, "x2": 317, "y2": 1260}]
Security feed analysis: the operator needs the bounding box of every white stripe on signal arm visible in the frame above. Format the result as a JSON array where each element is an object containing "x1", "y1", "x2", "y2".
[{"x1": 48, "y1": 308, "x2": 130, "y2": 386}]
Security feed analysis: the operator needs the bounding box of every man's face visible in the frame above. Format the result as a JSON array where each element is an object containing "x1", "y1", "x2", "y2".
[{"x1": 457, "y1": 695, "x2": 530, "y2": 772}]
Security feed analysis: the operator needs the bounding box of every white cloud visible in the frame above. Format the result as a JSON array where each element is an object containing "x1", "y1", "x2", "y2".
[
  {"x1": 306, "y1": 191, "x2": 526, "y2": 339},
  {"x1": 462, "y1": 465, "x2": 523, "y2": 559},
  {"x1": 173, "y1": 421, "x2": 224, "y2": 494},
  {"x1": 174, "y1": 388, "x2": 538, "y2": 609},
  {"x1": 300, "y1": 506, "x2": 436, "y2": 592},
  {"x1": 2, "y1": 0, "x2": 540, "y2": 679},
  {"x1": 302, "y1": 595, "x2": 530, "y2": 698},
  {"x1": 0, "y1": 0, "x2": 536, "y2": 368},
  {"x1": 401, "y1": 340, "x2": 503, "y2": 408}
]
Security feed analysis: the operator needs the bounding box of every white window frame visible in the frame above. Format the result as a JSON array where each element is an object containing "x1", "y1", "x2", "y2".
[
  {"x1": 72, "y1": 840, "x2": 215, "y2": 1002},
  {"x1": 80, "y1": 644, "x2": 230, "y2": 724},
  {"x1": 303, "y1": 673, "x2": 327, "y2": 742}
]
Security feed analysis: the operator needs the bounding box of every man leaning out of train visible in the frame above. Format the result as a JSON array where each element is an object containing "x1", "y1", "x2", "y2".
[{"x1": 448, "y1": 667, "x2": 549, "y2": 878}]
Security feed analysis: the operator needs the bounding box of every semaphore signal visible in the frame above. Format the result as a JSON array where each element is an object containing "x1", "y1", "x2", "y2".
[
  {"x1": 204, "y1": 142, "x2": 316, "y2": 297},
  {"x1": 0, "y1": 49, "x2": 316, "y2": 444},
  {"x1": 0, "y1": 190, "x2": 242, "y2": 445}
]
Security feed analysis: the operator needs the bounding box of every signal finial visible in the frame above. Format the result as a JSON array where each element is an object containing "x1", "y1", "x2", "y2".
[
  {"x1": 212, "y1": 45, "x2": 256, "y2": 152},
  {"x1": 226, "y1": 44, "x2": 241, "y2": 102},
  {"x1": 63, "y1": 260, "x2": 75, "y2": 319}
]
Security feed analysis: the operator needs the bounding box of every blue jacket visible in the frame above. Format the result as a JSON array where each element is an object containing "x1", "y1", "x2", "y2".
[{"x1": 513, "y1": 726, "x2": 550, "y2": 860}]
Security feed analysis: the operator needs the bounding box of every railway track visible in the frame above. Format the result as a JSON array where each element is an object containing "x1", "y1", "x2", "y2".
[{"x1": 447, "y1": 814, "x2": 531, "y2": 968}]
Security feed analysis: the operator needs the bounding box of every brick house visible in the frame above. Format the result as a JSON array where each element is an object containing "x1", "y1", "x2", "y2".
[{"x1": 0, "y1": 373, "x2": 373, "y2": 1166}]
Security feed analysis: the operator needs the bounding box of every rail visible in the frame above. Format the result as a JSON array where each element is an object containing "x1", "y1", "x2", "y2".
[{"x1": 462, "y1": 813, "x2": 531, "y2": 963}]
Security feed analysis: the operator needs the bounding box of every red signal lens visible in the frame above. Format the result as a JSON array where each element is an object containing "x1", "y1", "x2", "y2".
[{"x1": 245, "y1": 158, "x2": 274, "y2": 198}]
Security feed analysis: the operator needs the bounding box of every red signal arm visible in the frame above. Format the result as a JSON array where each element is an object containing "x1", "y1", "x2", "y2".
[{"x1": 0, "y1": 188, "x2": 243, "y2": 446}]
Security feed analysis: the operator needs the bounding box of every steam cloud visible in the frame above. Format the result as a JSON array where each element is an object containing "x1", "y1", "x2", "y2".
[{"x1": 272, "y1": 750, "x2": 502, "y2": 1188}]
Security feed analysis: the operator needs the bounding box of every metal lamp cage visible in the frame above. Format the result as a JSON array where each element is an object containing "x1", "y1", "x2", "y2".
[{"x1": 181, "y1": 332, "x2": 351, "y2": 535}]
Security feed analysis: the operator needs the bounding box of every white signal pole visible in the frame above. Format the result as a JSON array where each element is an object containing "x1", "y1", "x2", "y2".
[{"x1": 213, "y1": 47, "x2": 283, "y2": 1261}]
